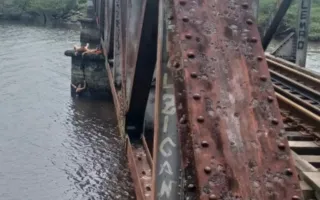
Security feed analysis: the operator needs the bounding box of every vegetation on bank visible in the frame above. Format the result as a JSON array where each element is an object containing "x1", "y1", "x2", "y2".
[
  {"x1": 259, "y1": 0, "x2": 320, "y2": 40},
  {"x1": 0, "y1": 0, "x2": 87, "y2": 25}
]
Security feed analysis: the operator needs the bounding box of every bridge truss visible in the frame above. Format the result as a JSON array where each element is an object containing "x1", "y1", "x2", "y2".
[{"x1": 93, "y1": 0, "x2": 303, "y2": 199}]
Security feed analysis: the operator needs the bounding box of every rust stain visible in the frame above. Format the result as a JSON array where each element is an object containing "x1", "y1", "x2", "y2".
[
  {"x1": 127, "y1": 138, "x2": 153, "y2": 200},
  {"x1": 167, "y1": 0, "x2": 302, "y2": 199}
]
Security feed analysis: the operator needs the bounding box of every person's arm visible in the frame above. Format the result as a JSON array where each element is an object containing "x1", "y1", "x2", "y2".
[
  {"x1": 80, "y1": 81, "x2": 86, "y2": 90},
  {"x1": 71, "y1": 83, "x2": 77, "y2": 89}
]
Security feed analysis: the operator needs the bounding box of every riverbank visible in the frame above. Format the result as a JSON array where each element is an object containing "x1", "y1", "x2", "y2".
[
  {"x1": 0, "y1": 0, "x2": 87, "y2": 28},
  {"x1": 259, "y1": 0, "x2": 320, "y2": 41}
]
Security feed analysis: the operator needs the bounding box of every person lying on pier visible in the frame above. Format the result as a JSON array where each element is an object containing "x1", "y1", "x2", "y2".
[
  {"x1": 82, "y1": 44, "x2": 103, "y2": 56},
  {"x1": 73, "y1": 43, "x2": 89, "y2": 56},
  {"x1": 71, "y1": 80, "x2": 87, "y2": 94}
]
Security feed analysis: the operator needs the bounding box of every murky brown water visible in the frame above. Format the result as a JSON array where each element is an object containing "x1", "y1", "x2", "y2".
[{"x1": 0, "y1": 22, "x2": 134, "y2": 200}]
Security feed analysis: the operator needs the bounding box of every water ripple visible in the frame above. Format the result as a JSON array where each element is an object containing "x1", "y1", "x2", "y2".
[{"x1": 0, "y1": 22, "x2": 135, "y2": 200}]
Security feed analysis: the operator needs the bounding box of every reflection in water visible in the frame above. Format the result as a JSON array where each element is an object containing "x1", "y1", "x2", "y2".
[{"x1": 0, "y1": 22, "x2": 134, "y2": 200}]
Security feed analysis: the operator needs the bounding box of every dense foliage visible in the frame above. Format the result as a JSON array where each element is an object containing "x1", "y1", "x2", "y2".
[
  {"x1": 0, "y1": 0, "x2": 86, "y2": 24},
  {"x1": 259, "y1": 0, "x2": 320, "y2": 40}
]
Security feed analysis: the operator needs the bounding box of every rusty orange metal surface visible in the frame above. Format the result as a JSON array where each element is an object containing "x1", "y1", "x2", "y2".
[
  {"x1": 127, "y1": 138, "x2": 153, "y2": 200},
  {"x1": 166, "y1": 0, "x2": 302, "y2": 199}
]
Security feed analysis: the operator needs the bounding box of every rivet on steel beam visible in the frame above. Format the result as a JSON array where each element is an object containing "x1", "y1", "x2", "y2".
[
  {"x1": 187, "y1": 51, "x2": 195, "y2": 59},
  {"x1": 146, "y1": 185, "x2": 151, "y2": 191},
  {"x1": 142, "y1": 170, "x2": 146, "y2": 175},
  {"x1": 260, "y1": 75, "x2": 267, "y2": 81},
  {"x1": 190, "y1": 72, "x2": 198, "y2": 78},
  {"x1": 201, "y1": 141, "x2": 209, "y2": 147},
  {"x1": 248, "y1": 37, "x2": 258, "y2": 43},
  {"x1": 197, "y1": 116, "x2": 205, "y2": 123},
  {"x1": 204, "y1": 166, "x2": 212, "y2": 174},
  {"x1": 292, "y1": 196, "x2": 300, "y2": 200},
  {"x1": 179, "y1": 115, "x2": 187, "y2": 124},
  {"x1": 267, "y1": 96, "x2": 274, "y2": 102},
  {"x1": 179, "y1": 0, "x2": 186, "y2": 5},
  {"x1": 193, "y1": 93, "x2": 201, "y2": 100},
  {"x1": 271, "y1": 118, "x2": 279, "y2": 125},
  {"x1": 173, "y1": 61, "x2": 180, "y2": 68},
  {"x1": 187, "y1": 184, "x2": 195, "y2": 190},
  {"x1": 185, "y1": 33, "x2": 192, "y2": 39},
  {"x1": 137, "y1": 155, "x2": 142, "y2": 160},
  {"x1": 278, "y1": 142, "x2": 286, "y2": 150},
  {"x1": 241, "y1": 3, "x2": 249, "y2": 9},
  {"x1": 182, "y1": 16, "x2": 189, "y2": 22},
  {"x1": 168, "y1": 15, "x2": 174, "y2": 20},
  {"x1": 257, "y1": 56, "x2": 263, "y2": 61},
  {"x1": 246, "y1": 19, "x2": 253, "y2": 25},
  {"x1": 209, "y1": 194, "x2": 218, "y2": 200},
  {"x1": 285, "y1": 168, "x2": 293, "y2": 176}
]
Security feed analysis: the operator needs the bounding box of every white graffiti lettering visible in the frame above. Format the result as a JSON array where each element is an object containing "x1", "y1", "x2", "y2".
[
  {"x1": 159, "y1": 161, "x2": 173, "y2": 175},
  {"x1": 163, "y1": 116, "x2": 169, "y2": 133},
  {"x1": 158, "y1": 180, "x2": 176, "y2": 198},
  {"x1": 162, "y1": 94, "x2": 176, "y2": 115},
  {"x1": 159, "y1": 137, "x2": 176, "y2": 157},
  {"x1": 163, "y1": 73, "x2": 173, "y2": 89}
]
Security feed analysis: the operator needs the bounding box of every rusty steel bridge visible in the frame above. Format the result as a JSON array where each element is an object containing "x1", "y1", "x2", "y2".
[{"x1": 73, "y1": 0, "x2": 320, "y2": 199}]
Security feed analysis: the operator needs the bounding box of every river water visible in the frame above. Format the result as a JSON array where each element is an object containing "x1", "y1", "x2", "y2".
[{"x1": 0, "y1": 22, "x2": 135, "y2": 200}]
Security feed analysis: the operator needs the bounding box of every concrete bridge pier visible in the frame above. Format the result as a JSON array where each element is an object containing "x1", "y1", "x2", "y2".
[
  {"x1": 64, "y1": 0, "x2": 110, "y2": 99},
  {"x1": 65, "y1": 52, "x2": 110, "y2": 99}
]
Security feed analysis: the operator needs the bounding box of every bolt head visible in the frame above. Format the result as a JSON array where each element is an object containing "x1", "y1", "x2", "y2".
[
  {"x1": 260, "y1": 75, "x2": 267, "y2": 81},
  {"x1": 204, "y1": 166, "x2": 212, "y2": 174},
  {"x1": 187, "y1": 184, "x2": 195, "y2": 190},
  {"x1": 173, "y1": 61, "x2": 180, "y2": 68},
  {"x1": 182, "y1": 16, "x2": 189, "y2": 22},
  {"x1": 271, "y1": 118, "x2": 279, "y2": 125},
  {"x1": 241, "y1": 3, "x2": 249, "y2": 9},
  {"x1": 285, "y1": 168, "x2": 293, "y2": 176},
  {"x1": 190, "y1": 72, "x2": 198, "y2": 78},
  {"x1": 209, "y1": 194, "x2": 218, "y2": 200},
  {"x1": 193, "y1": 93, "x2": 201, "y2": 100},
  {"x1": 292, "y1": 195, "x2": 300, "y2": 200},
  {"x1": 179, "y1": 0, "x2": 186, "y2": 5},
  {"x1": 278, "y1": 142, "x2": 286, "y2": 150},
  {"x1": 267, "y1": 96, "x2": 274, "y2": 102},
  {"x1": 185, "y1": 33, "x2": 192, "y2": 39},
  {"x1": 197, "y1": 116, "x2": 204, "y2": 123},
  {"x1": 187, "y1": 51, "x2": 195, "y2": 59},
  {"x1": 246, "y1": 19, "x2": 253, "y2": 25},
  {"x1": 201, "y1": 140, "x2": 209, "y2": 147}
]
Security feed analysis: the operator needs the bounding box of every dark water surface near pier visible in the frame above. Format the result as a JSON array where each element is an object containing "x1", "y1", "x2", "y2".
[{"x1": 0, "y1": 22, "x2": 134, "y2": 200}]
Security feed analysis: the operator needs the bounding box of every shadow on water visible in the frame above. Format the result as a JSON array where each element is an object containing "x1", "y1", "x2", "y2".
[{"x1": 0, "y1": 22, "x2": 134, "y2": 200}]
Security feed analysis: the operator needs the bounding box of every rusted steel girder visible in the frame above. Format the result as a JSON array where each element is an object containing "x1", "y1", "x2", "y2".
[
  {"x1": 125, "y1": 0, "x2": 159, "y2": 139},
  {"x1": 125, "y1": 0, "x2": 146, "y2": 103},
  {"x1": 104, "y1": 0, "x2": 114, "y2": 59},
  {"x1": 165, "y1": 0, "x2": 302, "y2": 199},
  {"x1": 262, "y1": 0, "x2": 293, "y2": 50},
  {"x1": 151, "y1": 0, "x2": 181, "y2": 199}
]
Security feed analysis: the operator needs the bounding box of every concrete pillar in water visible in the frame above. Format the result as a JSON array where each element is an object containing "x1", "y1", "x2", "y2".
[
  {"x1": 63, "y1": 1, "x2": 110, "y2": 99},
  {"x1": 295, "y1": 0, "x2": 312, "y2": 67},
  {"x1": 65, "y1": 52, "x2": 111, "y2": 99}
]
